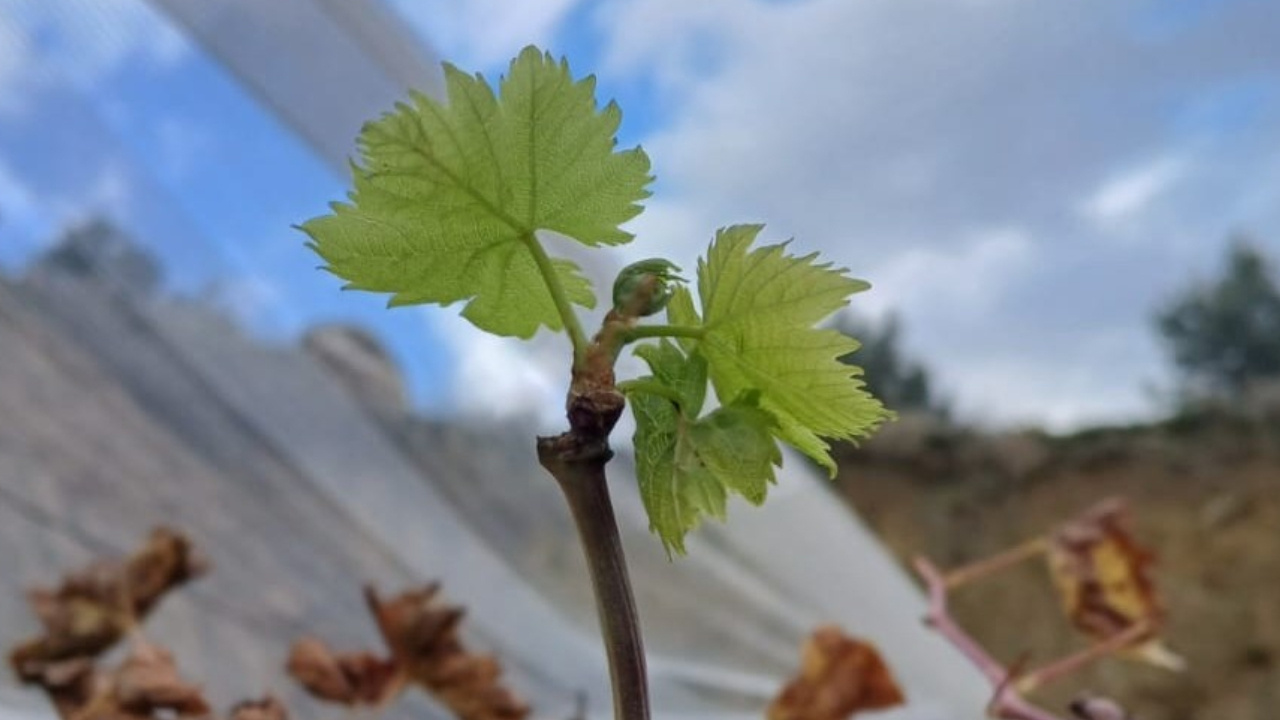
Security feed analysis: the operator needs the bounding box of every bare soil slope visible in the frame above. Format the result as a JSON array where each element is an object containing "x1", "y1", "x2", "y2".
[{"x1": 838, "y1": 412, "x2": 1280, "y2": 720}]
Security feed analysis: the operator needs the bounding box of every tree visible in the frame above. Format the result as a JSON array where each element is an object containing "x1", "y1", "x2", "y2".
[
  {"x1": 836, "y1": 312, "x2": 946, "y2": 416},
  {"x1": 35, "y1": 217, "x2": 162, "y2": 296},
  {"x1": 1156, "y1": 240, "x2": 1280, "y2": 399}
]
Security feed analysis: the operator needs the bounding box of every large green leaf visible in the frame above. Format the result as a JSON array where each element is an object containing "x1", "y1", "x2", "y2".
[{"x1": 301, "y1": 46, "x2": 653, "y2": 337}]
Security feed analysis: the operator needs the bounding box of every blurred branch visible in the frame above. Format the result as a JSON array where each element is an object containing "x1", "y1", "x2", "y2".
[
  {"x1": 943, "y1": 538, "x2": 1047, "y2": 590},
  {"x1": 914, "y1": 557, "x2": 1136, "y2": 720}
]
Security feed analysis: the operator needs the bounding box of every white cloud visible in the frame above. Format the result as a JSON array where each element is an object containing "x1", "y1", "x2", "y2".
[
  {"x1": 0, "y1": 158, "x2": 38, "y2": 230},
  {"x1": 429, "y1": 310, "x2": 571, "y2": 429},
  {"x1": 85, "y1": 162, "x2": 132, "y2": 212},
  {"x1": 390, "y1": 0, "x2": 586, "y2": 71},
  {"x1": 0, "y1": 156, "x2": 138, "y2": 261},
  {"x1": 861, "y1": 227, "x2": 1034, "y2": 318},
  {"x1": 0, "y1": 19, "x2": 35, "y2": 117},
  {"x1": 594, "y1": 0, "x2": 743, "y2": 96},
  {"x1": 1081, "y1": 155, "x2": 1187, "y2": 227},
  {"x1": 154, "y1": 117, "x2": 211, "y2": 183},
  {"x1": 35, "y1": 0, "x2": 189, "y2": 81},
  {"x1": 952, "y1": 336, "x2": 1158, "y2": 432},
  {"x1": 201, "y1": 275, "x2": 287, "y2": 333},
  {"x1": 0, "y1": 0, "x2": 189, "y2": 116},
  {"x1": 42, "y1": 160, "x2": 134, "y2": 228}
]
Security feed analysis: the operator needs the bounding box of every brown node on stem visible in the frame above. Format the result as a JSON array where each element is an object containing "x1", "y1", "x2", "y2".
[
  {"x1": 9, "y1": 527, "x2": 209, "y2": 683},
  {"x1": 767, "y1": 625, "x2": 905, "y2": 720}
]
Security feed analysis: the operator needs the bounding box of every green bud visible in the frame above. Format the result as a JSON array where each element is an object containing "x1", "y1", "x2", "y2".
[{"x1": 612, "y1": 258, "x2": 686, "y2": 317}]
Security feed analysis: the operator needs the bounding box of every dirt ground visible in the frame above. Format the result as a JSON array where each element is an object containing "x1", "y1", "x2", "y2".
[{"x1": 837, "y1": 410, "x2": 1280, "y2": 720}]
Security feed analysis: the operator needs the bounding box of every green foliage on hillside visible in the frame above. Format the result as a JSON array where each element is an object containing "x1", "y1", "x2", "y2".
[{"x1": 1157, "y1": 240, "x2": 1280, "y2": 398}]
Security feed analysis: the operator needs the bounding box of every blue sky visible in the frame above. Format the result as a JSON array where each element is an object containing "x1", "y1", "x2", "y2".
[{"x1": 2, "y1": 0, "x2": 1280, "y2": 430}]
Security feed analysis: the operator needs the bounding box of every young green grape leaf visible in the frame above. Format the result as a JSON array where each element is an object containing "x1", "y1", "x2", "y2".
[
  {"x1": 633, "y1": 340, "x2": 707, "y2": 416},
  {"x1": 679, "y1": 225, "x2": 889, "y2": 476},
  {"x1": 629, "y1": 341, "x2": 780, "y2": 554},
  {"x1": 300, "y1": 46, "x2": 653, "y2": 338}
]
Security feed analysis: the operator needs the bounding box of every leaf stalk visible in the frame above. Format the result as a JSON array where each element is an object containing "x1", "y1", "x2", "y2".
[
  {"x1": 620, "y1": 324, "x2": 705, "y2": 344},
  {"x1": 523, "y1": 232, "x2": 590, "y2": 368},
  {"x1": 616, "y1": 379, "x2": 685, "y2": 405}
]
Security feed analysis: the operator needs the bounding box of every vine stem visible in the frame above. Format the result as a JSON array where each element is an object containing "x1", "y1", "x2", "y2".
[
  {"x1": 539, "y1": 439, "x2": 649, "y2": 720},
  {"x1": 913, "y1": 557, "x2": 1063, "y2": 720},
  {"x1": 529, "y1": 245, "x2": 664, "y2": 719},
  {"x1": 537, "y1": 328, "x2": 648, "y2": 719},
  {"x1": 915, "y1": 555, "x2": 1142, "y2": 720},
  {"x1": 943, "y1": 537, "x2": 1047, "y2": 590}
]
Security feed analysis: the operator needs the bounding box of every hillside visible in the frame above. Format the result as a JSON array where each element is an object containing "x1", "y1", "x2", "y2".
[{"x1": 838, "y1": 410, "x2": 1280, "y2": 719}]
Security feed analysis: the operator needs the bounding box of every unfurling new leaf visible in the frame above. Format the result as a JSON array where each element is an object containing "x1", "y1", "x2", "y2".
[
  {"x1": 674, "y1": 225, "x2": 890, "y2": 475},
  {"x1": 629, "y1": 227, "x2": 888, "y2": 552},
  {"x1": 301, "y1": 46, "x2": 652, "y2": 338},
  {"x1": 629, "y1": 341, "x2": 780, "y2": 555},
  {"x1": 613, "y1": 258, "x2": 686, "y2": 317}
]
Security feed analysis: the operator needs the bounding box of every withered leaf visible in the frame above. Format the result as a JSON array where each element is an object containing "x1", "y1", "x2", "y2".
[
  {"x1": 364, "y1": 583, "x2": 463, "y2": 672},
  {"x1": 768, "y1": 625, "x2": 905, "y2": 720},
  {"x1": 321, "y1": 584, "x2": 530, "y2": 720},
  {"x1": 1047, "y1": 498, "x2": 1184, "y2": 670},
  {"x1": 286, "y1": 636, "x2": 400, "y2": 706},
  {"x1": 10, "y1": 527, "x2": 209, "y2": 681},
  {"x1": 125, "y1": 528, "x2": 210, "y2": 619},
  {"x1": 287, "y1": 585, "x2": 529, "y2": 720},
  {"x1": 229, "y1": 696, "x2": 290, "y2": 720},
  {"x1": 31, "y1": 643, "x2": 212, "y2": 720},
  {"x1": 17, "y1": 656, "x2": 99, "y2": 719},
  {"x1": 113, "y1": 643, "x2": 211, "y2": 717}
]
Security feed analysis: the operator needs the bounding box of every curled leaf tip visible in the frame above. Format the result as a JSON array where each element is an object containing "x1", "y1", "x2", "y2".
[{"x1": 612, "y1": 258, "x2": 687, "y2": 317}]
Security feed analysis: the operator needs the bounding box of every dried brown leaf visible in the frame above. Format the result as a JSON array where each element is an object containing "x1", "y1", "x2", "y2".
[
  {"x1": 228, "y1": 696, "x2": 290, "y2": 720},
  {"x1": 364, "y1": 583, "x2": 463, "y2": 670},
  {"x1": 113, "y1": 644, "x2": 211, "y2": 717},
  {"x1": 17, "y1": 657, "x2": 99, "y2": 719},
  {"x1": 125, "y1": 528, "x2": 210, "y2": 619},
  {"x1": 1047, "y1": 498, "x2": 1184, "y2": 670},
  {"x1": 363, "y1": 584, "x2": 530, "y2": 720},
  {"x1": 285, "y1": 584, "x2": 528, "y2": 720},
  {"x1": 10, "y1": 528, "x2": 208, "y2": 681},
  {"x1": 285, "y1": 637, "x2": 400, "y2": 706},
  {"x1": 30, "y1": 643, "x2": 212, "y2": 720},
  {"x1": 768, "y1": 625, "x2": 905, "y2": 720}
]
